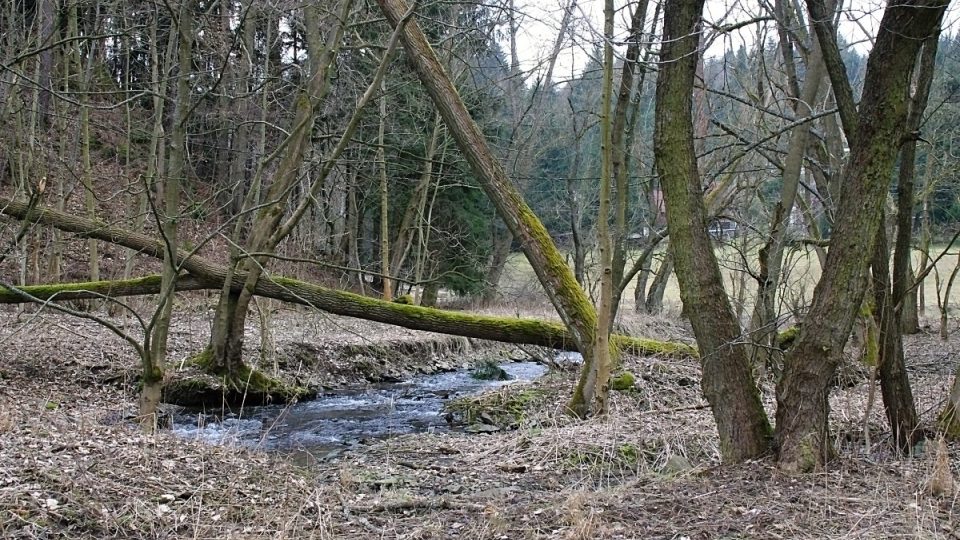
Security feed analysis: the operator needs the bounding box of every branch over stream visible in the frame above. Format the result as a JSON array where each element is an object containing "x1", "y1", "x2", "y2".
[{"x1": 0, "y1": 196, "x2": 697, "y2": 358}]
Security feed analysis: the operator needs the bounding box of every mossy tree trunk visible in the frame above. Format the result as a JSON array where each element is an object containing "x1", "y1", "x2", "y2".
[
  {"x1": 775, "y1": 0, "x2": 946, "y2": 472},
  {"x1": 654, "y1": 0, "x2": 773, "y2": 462},
  {"x1": 0, "y1": 272, "x2": 697, "y2": 360},
  {"x1": 376, "y1": 0, "x2": 607, "y2": 417}
]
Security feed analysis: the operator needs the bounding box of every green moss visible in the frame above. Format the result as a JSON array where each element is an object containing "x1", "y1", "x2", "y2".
[
  {"x1": 0, "y1": 275, "x2": 166, "y2": 302},
  {"x1": 610, "y1": 371, "x2": 636, "y2": 391},
  {"x1": 938, "y1": 405, "x2": 960, "y2": 440},
  {"x1": 394, "y1": 294, "x2": 414, "y2": 305},
  {"x1": 776, "y1": 326, "x2": 800, "y2": 351},
  {"x1": 617, "y1": 443, "x2": 639, "y2": 464},
  {"x1": 445, "y1": 388, "x2": 545, "y2": 427},
  {"x1": 176, "y1": 347, "x2": 309, "y2": 405}
]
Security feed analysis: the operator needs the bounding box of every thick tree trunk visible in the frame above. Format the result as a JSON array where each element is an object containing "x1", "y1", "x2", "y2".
[
  {"x1": 776, "y1": 0, "x2": 946, "y2": 472},
  {"x1": 655, "y1": 0, "x2": 772, "y2": 462}
]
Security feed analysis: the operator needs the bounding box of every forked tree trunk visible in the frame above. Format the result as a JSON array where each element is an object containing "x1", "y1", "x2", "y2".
[
  {"x1": 655, "y1": 0, "x2": 772, "y2": 462},
  {"x1": 775, "y1": 0, "x2": 946, "y2": 472},
  {"x1": 207, "y1": 1, "x2": 353, "y2": 378},
  {"x1": 141, "y1": 0, "x2": 195, "y2": 426}
]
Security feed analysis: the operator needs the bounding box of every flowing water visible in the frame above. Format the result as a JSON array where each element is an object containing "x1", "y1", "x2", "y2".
[{"x1": 172, "y1": 361, "x2": 548, "y2": 456}]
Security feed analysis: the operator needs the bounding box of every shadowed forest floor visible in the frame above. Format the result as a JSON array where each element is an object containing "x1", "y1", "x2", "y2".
[{"x1": 1, "y1": 304, "x2": 959, "y2": 539}]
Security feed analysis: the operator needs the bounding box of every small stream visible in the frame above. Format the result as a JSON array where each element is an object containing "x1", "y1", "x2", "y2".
[{"x1": 172, "y1": 361, "x2": 548, "y2": 456}]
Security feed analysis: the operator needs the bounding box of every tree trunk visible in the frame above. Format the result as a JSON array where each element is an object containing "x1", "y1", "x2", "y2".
[
  {"x1": 871, "y1": 30, "x2": 939, "y2": 450},
  {"x1": 390, "y1": 112, "x2": 442, "y2": 276},
  {"x1": 208, "y1": 1, "x2": 353, "y2": 378},
  {"x1": 374, "y1": 0, "x2": 606, "y2": 417},
  {"x1": 378, "y1": 79, "x2": 393, "y2": 301},
  {"x1": 750, "y1": 21, "x2": 826, "y2": 367},
  {"x1": 68, "y1": 4, "x2": 99, "y2": 286},
  {"x1": 608, "y1": 0, "x2": 651, "y2": 321},
  {"x1": 939, "y1": 360, "x2": 960, "y2": 439},
  {"x1": 871, "y1": 218, "x2": 920, "y2": 451},
  {"x1": 644, "y1": 252, "x2": 673, "y2": 315},
  {"x1": 143, "y1": 0, "x2": 195, "y2": 427},
  {"x1": 655, "y1": 0, "x2": 772, "y2": 462},
  {"x1": 0, "y1": 272, "x2": 695, "y2": 360},
  {"x1": 588, "y1": 0, "x2": 618, "y2": 415},
  {"x1": 481, "y1": 224, "x2": 512, "y2": 306},
  {"x1": 892, "y1": 32, "x2": 939, "y2": 336},
  {"x1": 776, "y1": 0, "x2": 946, "y2": 472}
]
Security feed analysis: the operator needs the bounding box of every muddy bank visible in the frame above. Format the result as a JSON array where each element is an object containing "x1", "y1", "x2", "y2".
[{"x1": 162, "y1": 333, "x2": 514, "y2": 407}]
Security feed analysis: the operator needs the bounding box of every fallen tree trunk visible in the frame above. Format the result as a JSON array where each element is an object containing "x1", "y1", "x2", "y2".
[
  {"x1": 0, "y1": 197, "x2": 696, "y2": 358},
  {"x1": 0, "y1": 275, "x2": 211, "y2": 303},
  {"x1": 1, "y1": 274, "x2": 694, "y2": 358}
]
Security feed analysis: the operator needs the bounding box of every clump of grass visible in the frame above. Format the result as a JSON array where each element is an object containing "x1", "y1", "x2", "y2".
[{"x1": 445, "y1": 386, "x2": 546, "y2": 428}]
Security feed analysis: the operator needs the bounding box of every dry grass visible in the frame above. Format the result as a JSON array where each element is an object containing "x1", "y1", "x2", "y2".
[
  {"x1": 2, "y1": 303, "x2": 960, "y2": 538},
  {"x1": 499, "y1": 245, "x2": 960, "y2": 324}
]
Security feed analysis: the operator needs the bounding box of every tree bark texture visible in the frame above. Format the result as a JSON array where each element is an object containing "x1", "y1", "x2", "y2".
[
  {"x1": 655, "y1": 0, "x2": 773, "y2": 462},
  {"x1": 776, "y1": 0, "x2": 947, "y2": 472}
]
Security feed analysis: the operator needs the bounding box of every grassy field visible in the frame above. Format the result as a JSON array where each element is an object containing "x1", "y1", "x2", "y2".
[{"x1": 497, "y1": 242, "x2": 960, "y2": 325}]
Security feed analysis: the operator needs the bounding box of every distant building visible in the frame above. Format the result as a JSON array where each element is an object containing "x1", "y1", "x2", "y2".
[{"x1": 709, "y1": 218, "x2": 738, "y2": 240}]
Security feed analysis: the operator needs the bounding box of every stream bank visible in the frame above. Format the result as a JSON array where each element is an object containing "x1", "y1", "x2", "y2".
[
  {"x1": 162, "y1": 334, "x2": 513, "y2": 407},
  {"x1": 172, "y1": 360, "x2": 548, "y2": 458}
]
